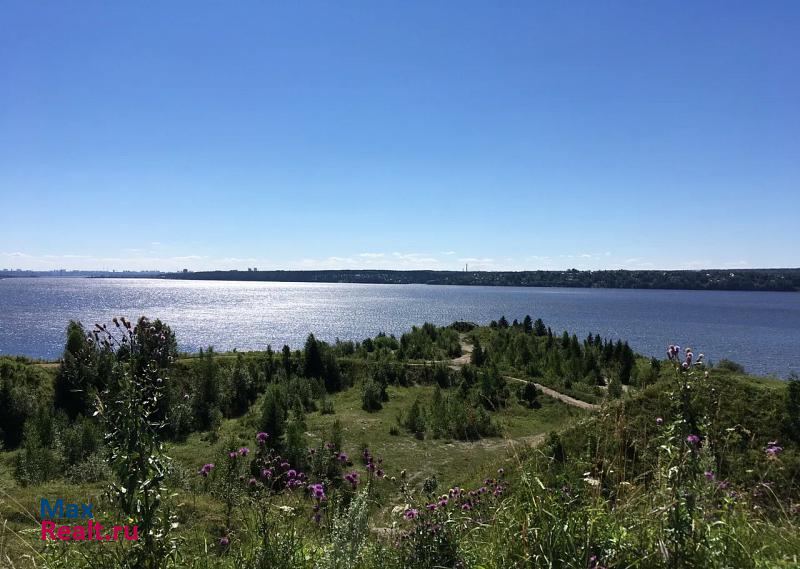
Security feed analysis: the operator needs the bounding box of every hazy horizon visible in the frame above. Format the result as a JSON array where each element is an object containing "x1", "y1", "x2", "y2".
[{"x1": 3, "y1": 266, "x2": 799, "y2": 274}]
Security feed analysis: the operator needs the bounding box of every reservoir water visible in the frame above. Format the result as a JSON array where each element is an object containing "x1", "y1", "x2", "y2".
[{"x1": 0, "y1": 277, "x2": 798, "y2": 377}]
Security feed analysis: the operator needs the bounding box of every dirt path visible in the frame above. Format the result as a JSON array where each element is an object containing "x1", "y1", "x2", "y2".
[
  {"x1": 445, "y1": 432, "x2": 547, "y2": 452},
  {"x1": 35, "y1": 335, "x2": 599, "y2": 411},
  {"x1": 408, "y1": 335, "x2": 599, "y2": 411},
  {"x1": 504, "y1": 376, "x2": 600, "y2": 411},
  {"x1": 450, "y1": 335, "x2": 473, "y2": 366},
  {"x1": 455, "y1": 335, "x2": 600, "y2": 412}
]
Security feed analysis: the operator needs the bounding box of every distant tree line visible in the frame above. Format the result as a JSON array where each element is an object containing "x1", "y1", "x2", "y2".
[{"x1": 163, "y1": 268, "x2": 800, "y2": 292}]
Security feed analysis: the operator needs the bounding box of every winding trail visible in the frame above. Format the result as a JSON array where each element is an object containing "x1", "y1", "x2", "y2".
[
  {"x1": 444, "y1": 334, "x2": 601, "y2": 412},
  {"x1": 504, "y1": 376, "x2": 599, "y2": 411},
  {"x1": 36, "y1": 334, "x2": 600, "y2": 411}
]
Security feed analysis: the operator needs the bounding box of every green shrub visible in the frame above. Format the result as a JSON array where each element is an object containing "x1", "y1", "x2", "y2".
[
  {"x1": 517, "y1": 381, "x2": 540, "y2": 408},
  {"x1": 61, "y1": 414, "x2": 103, "y2": 466},
  {"x1": 320, "y1": 395, "x2": 335, "y2": 415},
  {"x1": 14, "y1": 418, "x2": 60, "y2": 486},
  {"x1": 716, "y1": 358, "x2": 745, "y2": 373},
  {"x1": 361, "y1": 380, "x2": 385, "y2": 412},
  {"x1": 65, "y1": 452, "x2": 112, "y2": 483},
  {"x1": 402, "y1": 397, "x2": 426, "y2": 436},
  {"x1": 0, "y1": 357, "x2": 53, "y2": 448}
]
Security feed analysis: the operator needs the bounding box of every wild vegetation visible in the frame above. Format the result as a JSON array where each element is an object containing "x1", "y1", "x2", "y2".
[{"x1": 0, "y1": 316, "x2": 798, "y2": 568}]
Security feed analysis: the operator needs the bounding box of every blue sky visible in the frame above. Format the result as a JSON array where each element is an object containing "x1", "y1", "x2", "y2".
[{"x1": 1, "y1": 1, "x2": 798, "y2": 271}]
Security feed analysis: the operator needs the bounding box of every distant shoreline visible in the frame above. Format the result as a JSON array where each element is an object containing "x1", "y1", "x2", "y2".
[
  {"x1": 3, "y1": 268, "x2": 798, "y2": 292},
  {"x1": 159, "y1": 268, "x2": 800, "y2": 292}
]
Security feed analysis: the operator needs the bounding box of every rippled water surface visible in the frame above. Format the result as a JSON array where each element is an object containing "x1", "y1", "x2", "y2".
[{"x1": 0, "y1": 278, "x2": 798, "y2": 376}]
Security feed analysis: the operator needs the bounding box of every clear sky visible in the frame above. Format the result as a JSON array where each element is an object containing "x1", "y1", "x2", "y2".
[{"x1": 1, "y1": 1, "x2": 798, "y2": 272}]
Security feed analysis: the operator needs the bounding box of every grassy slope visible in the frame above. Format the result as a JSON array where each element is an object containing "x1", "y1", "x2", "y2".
[
  {"x1": 1, "y1": 380, "x2": 582, "y2": 567},
  {"x1": 2, "y1": 340, "x2": 797, "y2": 567}
]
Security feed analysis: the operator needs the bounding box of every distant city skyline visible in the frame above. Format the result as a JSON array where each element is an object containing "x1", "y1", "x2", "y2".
[
  {"x1": 0, "y1": 249, "x2": 787, "y2": 273},
  {"x1": 2, "y1": 2, "x2": 798, "y2": 272}
]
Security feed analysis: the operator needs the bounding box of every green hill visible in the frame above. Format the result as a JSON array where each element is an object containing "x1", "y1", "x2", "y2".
[{"x1": 1, "y1": 318, "x2": 798, "y2": 568}]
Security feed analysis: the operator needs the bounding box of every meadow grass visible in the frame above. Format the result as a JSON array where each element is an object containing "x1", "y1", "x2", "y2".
[{"x1": 0, "y1": 381, "x2": 582, "y2": 567}]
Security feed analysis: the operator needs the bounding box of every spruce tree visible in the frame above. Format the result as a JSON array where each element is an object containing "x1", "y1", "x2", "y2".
[
  {"x1": 260, "y1": 382, "x2": 287, "y2": 450},
  {"x1": 281, "y1": 345, "x2": 292, "y2": 377},
  {"x1": 523, "y1": 315, "x2": 533, "y2": 334},
  {"x1": 303, "y1": 334, "x2": 324, "y2": 379}
]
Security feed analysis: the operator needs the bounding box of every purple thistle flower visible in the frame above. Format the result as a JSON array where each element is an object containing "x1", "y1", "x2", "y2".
[
  {"x1": 248, "y1": 477, "x2": 257, "y2": 487},
  {"x1": 765, "y1": 441, "x2": 783, "y2": 456},
  {"x1": 686, "y1": 434, "x2": 700, "y2": 445},
  {"x1": 704, "y1": 471, "x2": 715, "y2": 481},
  {"x1": 667, "y1": 345, "x2": 679, "y2": 360},
  {"x1": 198, "y1": 463, "x2": 215, "y2": 477},
  {"x1": 287, "y1": 469, "x2": 297, "y2": 479},
  {"x1": 256, "y1": 432, "x2": 269, "y2": 444},
  {"x1": 656, "y1": 417, "x2": 663, "y2": 426},
  {"x1": 588, "y1": 554, "x2": 607, "y2": 569},
  {"x1": 228, "y1": 451, "x2": 238, "y2": 459},
  {"x1": 344, "y1": 471, "x2": 360, "y2": 488},
  {"x1": 238, "y1": 447, "x2": 250, "y2": 457},
  {"x1": 219, "y1": 536, "x2": 230, "y2": 547},
  {"x1": 403, "y1": 508, "x2": 419, "y2": 520},
  {"x1": 262, "y1": 468, "x2": 273, "y2": 479}
]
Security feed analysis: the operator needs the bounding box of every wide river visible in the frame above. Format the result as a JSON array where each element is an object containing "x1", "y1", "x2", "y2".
[{"x1": 0, "y1": 278, "x2": 798, "y2": 377}]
